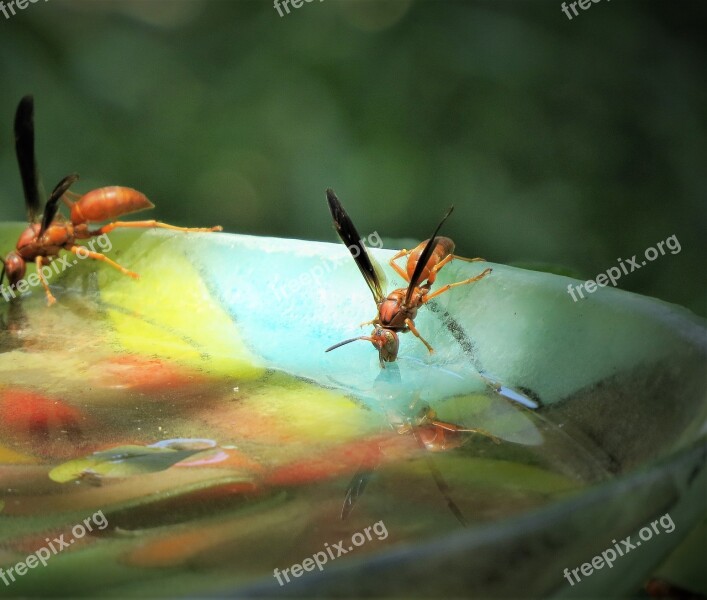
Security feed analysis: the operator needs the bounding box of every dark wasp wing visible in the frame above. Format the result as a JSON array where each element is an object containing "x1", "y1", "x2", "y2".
[
  {"x1": 405, "y1": 206, "x2": 454, "y2": 305},
  {"x1": 326, "y1": 189, "x2": 386, "y2": 304},
  {"x1": 39, "y1": 174, "x2": 79, "y2": 237},
  {"x1": 14, "y1": 95, "x2": 42, "y2": 223}
]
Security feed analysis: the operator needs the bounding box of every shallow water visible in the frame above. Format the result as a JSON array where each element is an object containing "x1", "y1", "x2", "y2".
[
  {"x1": 0, "y1": 299, "x2": 609, "y2": 596},
  {"x1": 0, "y1": 228, "x2": 704, "y2": 598}
]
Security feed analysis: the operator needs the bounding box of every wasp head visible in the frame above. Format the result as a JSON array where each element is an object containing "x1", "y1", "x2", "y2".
[
  {"x1": 325, "y1": 325, "x2": 400, "y2": 368},
  {"x1": 370, "y1": 326, "x2": 399, "y2": 367},
  {"x1": 1, "y1": 252, "x2": 26, "y2": 288}
]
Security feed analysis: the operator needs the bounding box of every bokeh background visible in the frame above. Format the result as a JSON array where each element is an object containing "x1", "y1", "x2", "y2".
[{"x1": 0, "y1": 0, "x2": 704, "y2": 315}]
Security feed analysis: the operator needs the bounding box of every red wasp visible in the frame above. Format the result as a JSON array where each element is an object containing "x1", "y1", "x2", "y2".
[
  {"x1": 325, "y1": 189, "x2": 492, "y2": 366},
  {"x1": 0, "y1": 96, "x2": 222, "y2": 306}
]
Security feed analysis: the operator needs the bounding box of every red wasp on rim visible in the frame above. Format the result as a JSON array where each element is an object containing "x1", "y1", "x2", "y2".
[
  {"x1": 325, "y1": 188, "x2": 492, "y2": 366},
  {"x1": 0, "y1": 96, "x2": 222, "y2": 306}
]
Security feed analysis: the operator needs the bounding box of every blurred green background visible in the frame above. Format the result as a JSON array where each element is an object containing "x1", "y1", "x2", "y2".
[{"x1": 0, "y1": 0, "x2": 704, "y2": 315}]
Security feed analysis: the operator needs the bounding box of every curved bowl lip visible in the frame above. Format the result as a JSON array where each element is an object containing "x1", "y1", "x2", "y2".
[{"x1": 221, "y1": 439, "x2": 707, "y2": 598}]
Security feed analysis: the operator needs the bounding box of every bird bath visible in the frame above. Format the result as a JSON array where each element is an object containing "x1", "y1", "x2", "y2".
[{"x1": 0, "y1": 225, "x2": 704, "y2": 598}]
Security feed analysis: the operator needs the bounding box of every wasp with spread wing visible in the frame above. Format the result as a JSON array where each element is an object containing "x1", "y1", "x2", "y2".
[
  {"x1": 0, "y1": 96, "x2": 222, "y2": 305},
  {"x1": 325, "y1": 189, "x2": 492, "y2": 366}
]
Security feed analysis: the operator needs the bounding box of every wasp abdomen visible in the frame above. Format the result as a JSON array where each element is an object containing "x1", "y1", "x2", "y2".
[
  {"x1": 71, "y1": 187, "x2": 154, "y2": 224},
  {"x1": 406, "y1": 236, "x2": 455, "y2": 282}
]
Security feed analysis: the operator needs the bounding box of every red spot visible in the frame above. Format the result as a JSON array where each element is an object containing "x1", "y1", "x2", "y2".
[
  {"x1": 0, "y1": 389, "x2": 88, "y2": 459},
  {"x1": 265, "y1": 436, "x2": 388, "y2": 487},
  {"x1": 94, "y1": 355, "x2": 207, "y2": 391},
  {"x1": 0, "y1": 389, "x2": 83, "y2": 432},
  {"x1": 10, "y1": 525, "x2": 96, "y2": 555}
]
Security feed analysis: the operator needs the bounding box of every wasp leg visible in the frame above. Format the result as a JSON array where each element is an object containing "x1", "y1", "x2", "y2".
[
  {"x1": 358, "y1": 318, "x2": 379, "y2": 328},
  {"x1": 467, "y1": 428, "x2": 502, "y2": 444},
  {"x1": 388, "y1": 249, "x2": 411, "y2": 282},
  {"x1": 92, "y1": 221, "x2": 222, "y2": 235},
  {"x1": 409, "y1": 426, "x2": 467, "y2": 527},
  {"x1": 405, "y1": 317, "x2": 434, "y2": 353},
  {"x1": 439, "y1": 423, "x2": 501, "y2": 444},
  {"x1": 426, "y1": 254, "x2": 487, "y2": 285},
  {"x1": 450, "y1": 254, "x2": 487, "y2": 263},
  {"x1": 423, "y1": 268, "x2": 492, "y2": 303},
  {"x1": 424, "y1": 253, "x2": 455, "y2": 286},
  {"x1": 61, "y1": 190, "x2": 82, "y2": 209},
  {"x1": 69, "y1": 246, "x2": 139, "y2": 280},
  {"x1": 35, "y1": 256, "x2": 56, "y2": 306}
]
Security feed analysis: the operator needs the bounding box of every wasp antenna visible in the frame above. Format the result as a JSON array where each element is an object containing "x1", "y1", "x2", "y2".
[{"x1": 325, "y1": 336, "x2": 372, "y2": 353}]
